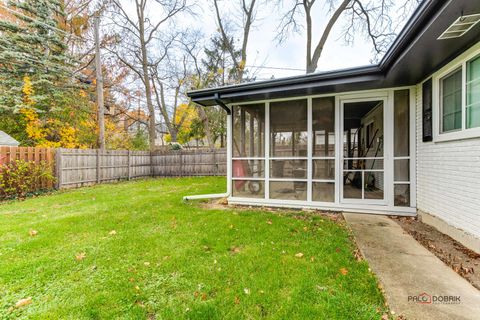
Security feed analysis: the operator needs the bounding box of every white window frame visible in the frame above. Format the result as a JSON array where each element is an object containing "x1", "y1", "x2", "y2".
[
  {"x1": 269, "y1": 98, "x2": 309, "y2": 201},
  {"x1": 230, "y1": 104, "x2": 266, "y2": 198},
  {"x1": 432, "y1": 42, "x2": 480, "y2": 142}
]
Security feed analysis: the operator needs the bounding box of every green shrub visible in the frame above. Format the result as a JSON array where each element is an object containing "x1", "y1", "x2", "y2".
[{"x1": 0, "y1": 160, "x2": 55, "y2": 200}]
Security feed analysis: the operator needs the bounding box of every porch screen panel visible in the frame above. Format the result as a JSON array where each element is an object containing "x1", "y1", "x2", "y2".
[
  {"x1": 269, "y1": 99, "x2": 307, "y2": 200},
  {"x1": 312, "y1": 97, "x2": 335, "y2": 202},
  {"x1": 270, "y1": 100, "x2": 307, "y2": 157},
  {"x1": 232, "y1": 104, "x2": 266, "y2": 198},
  {"x1": 393, "y1": 89, "x2": 410, "y2": 207},
  {"x1": 233, "y1": 104, "x2": 265, "y2": 158},
  {"x1": 343, "y1": 100, "x2": 384, "y2": 201}
]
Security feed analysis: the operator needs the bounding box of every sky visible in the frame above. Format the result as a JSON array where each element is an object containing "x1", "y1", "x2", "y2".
[
  {"x1": 191, "y1": 0, "x2": 418, "y2": 80},
  {"x1": 116, "y1": 0, "x2": 419, "y2": 109}
]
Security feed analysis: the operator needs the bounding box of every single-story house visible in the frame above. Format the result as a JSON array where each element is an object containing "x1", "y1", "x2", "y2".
[
  {"x1": 187, "y1": 0, "x2": 480, "y2": 252},
  {"x1": 0, "y1": 130, "x2": 19, "y2": 147}
]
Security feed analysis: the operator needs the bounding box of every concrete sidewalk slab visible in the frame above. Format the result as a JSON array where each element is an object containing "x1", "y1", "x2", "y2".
[{"x1": 344, "y1": 212, "x2": 480, "y2": 320}]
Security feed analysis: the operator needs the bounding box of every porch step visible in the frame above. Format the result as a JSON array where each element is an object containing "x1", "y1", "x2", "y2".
[{"x1": 343, "y1": 212, "x2": 480, "y2": 320}]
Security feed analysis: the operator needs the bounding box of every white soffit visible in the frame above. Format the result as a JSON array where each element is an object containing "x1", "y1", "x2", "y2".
[{"x1": 438, "y1": 13, "x2": 480, "y2": 40}]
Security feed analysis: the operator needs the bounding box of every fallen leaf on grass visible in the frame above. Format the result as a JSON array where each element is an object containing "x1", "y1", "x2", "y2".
[
  {"x1": 29, "y1": 230, "x2": 38, "y2": 237},
  {"x1": 353, "y1": 249, "x2": 363, "y2": 261},
  {"x1": 339, "y1": 267, "x2": 349, "y2": 275},
  {"x1": 316, "y1": 285, "x2": 327, "y2": 291},
  {"x1": 266, "y1": 220, "x2": 272, "y2": 225},
  {"x1": 75, "y1": 252, "x2": 86, "y2": 261},
  {"x1": 234, "y1": 296, "x2": 240, "y2": 305},
  {"x1": 201, "y1": 293, "x2": 207, "y2": 301},
  {"x1": 15, "y1": 297, "x2": 32, "y2": 308},
  {"x1": 294, "y1": 252, "x2": 304, "y2": 258},
  {"x1": 230, "y1": 247, "x2": 241, "y2": 254}
]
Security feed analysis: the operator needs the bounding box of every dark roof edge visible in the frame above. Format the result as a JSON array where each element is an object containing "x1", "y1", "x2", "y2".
[
  {"x1": 378, "y1": 0, "x2": 445, "y2": 71},
  {"x1": 189, "y1": 65, "x2": 380, "y2": 99},
  {"x1": 187, "y1": 0, "x2": 442, "y2": 100}
]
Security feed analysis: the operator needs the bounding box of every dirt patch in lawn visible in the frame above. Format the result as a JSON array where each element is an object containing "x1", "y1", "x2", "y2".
[
  {"x1": 198, "y1": 198, "x2": 344, "y2": 222},
  {"x1": 393, "y1": 216, "x2": 480, "y2": 290}
]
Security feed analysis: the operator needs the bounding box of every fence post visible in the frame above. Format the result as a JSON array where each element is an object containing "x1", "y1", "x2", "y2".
[
  {"x1": 213, "y1": 150, "x2": 218, "y2": 176},
  {"x1": 179, "y1": 151, "x2": 183, "y2": 177},
  {"x1": 127, "y1": 150, "x2": 131, "y2": 180},
  {"x1": 96, "y1": 149, "x2": 101, "y2": 183},
  {"x1": 55, "y1": 148, "x2": 63, "y2": 189},
  {"x1": 150, "y1": 151, "x2": 154, "y2": 177}
]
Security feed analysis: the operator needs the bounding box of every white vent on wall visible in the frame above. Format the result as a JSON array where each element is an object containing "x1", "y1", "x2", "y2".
[{"x1": 438, "y1": 13, "x2": 480, "y2": 40}]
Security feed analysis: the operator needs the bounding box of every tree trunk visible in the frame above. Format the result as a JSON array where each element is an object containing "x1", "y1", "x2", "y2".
[
  {"x1": 138, "y1": 7, "x2": 156, "y2": 151},
  {"x1": 306, "y1": 0, "x2": 351, "y2": 74},
  {"x1": 170, "y1": 129, "x2": 178, "y2": 143},
  {"x1": 196, "y1": 106, "x2": 214, "y2": 149}
]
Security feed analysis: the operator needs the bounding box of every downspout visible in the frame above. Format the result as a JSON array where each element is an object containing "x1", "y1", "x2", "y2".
[
  {"x1": 183, "y1": 94, "x2": 232, "y2": 202},
  {"x1": 214, "y1": 93, "x2": 232, "y2": 115}
]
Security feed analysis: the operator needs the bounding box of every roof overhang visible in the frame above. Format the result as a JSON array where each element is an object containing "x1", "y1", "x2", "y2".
[{"x1": 188, "y1": 0, "x2": 480, "y2": 107}]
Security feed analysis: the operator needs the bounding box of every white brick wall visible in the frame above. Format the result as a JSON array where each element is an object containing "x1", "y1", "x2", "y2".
[{"x1": 416, "y1": 84, "x2": 480, "y2": 239}]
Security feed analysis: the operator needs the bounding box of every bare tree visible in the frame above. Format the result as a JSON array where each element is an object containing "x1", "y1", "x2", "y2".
[
  {"x1": 180, "y1": 32, "x2": 216, "y2": 148},
  {"x1": 108, "y1": 0, "x2": 190, "y2": 151},
  {"x1": 150, "y1": 55, "x2": 191, "y2": 143},
  {"x1": 277, "y1": 0, "x2": 419, "y2": 73},
  {"x1": 212, "y1": 0, "x2": 261, "y2": 83}
]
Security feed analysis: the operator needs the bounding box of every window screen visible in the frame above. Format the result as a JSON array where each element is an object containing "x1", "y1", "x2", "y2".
[{"x1": 440, "y1": 69, "x2": 462, "y2": 133}]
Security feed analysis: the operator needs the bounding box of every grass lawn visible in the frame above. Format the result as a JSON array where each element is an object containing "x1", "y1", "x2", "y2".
[{"x1": 0, "y1": 177, "x2": 386, "y2": 319}]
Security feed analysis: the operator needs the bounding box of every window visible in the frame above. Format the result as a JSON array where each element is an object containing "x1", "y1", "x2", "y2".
[
  {"x1": 467, "y1": 55, "x2": 480, "y2": 129},
  {"x1": 440, "y1": 68, "x2": 462, "y2": 133},
  {"x1": 435, "y1": 52, "x2": 480, "y2": 139}
]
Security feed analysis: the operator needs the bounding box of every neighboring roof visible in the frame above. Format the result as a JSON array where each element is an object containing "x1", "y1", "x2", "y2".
[
  {"x1": 0, "y1": 130, "x2": 19, "y2": 146},
  {"x1": 188, "y1": 0, "x2": 480, "y2": 106}
]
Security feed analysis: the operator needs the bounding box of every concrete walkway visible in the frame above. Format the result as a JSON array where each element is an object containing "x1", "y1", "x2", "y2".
[{"x1": 344, "y1": 213, "x2": 480, "y2": 320}]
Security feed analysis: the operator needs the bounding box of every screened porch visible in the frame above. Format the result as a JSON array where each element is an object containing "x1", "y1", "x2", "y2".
[{"x1": 229, "y1": 88, "x2": 415, "y2": 213}]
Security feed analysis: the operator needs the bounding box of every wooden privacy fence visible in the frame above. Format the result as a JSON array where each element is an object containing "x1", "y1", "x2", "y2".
[
  {"x1": 0, "y1": 146, "x2": 55, "y2": 165},
  {"x1": 0, "y1": 146, "x2": 56, "y2": 189},
  {"x1": 56, "y1": 148, "x2": 226, "y2": 189}
]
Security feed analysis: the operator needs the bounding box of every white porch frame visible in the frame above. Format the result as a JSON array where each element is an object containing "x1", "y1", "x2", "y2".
[
  {"x1": 227, "y1": 86, "x2": 417, "y2": 215},
  {"x1": 339, "y1": 95, "x2": 390, "y2": 206}
]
